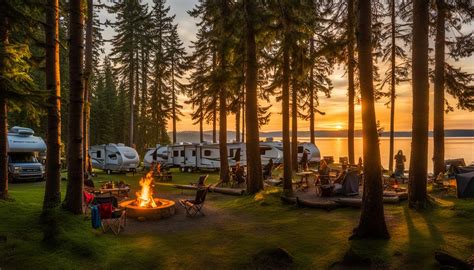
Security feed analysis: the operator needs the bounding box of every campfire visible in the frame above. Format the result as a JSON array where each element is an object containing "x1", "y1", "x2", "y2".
[
  {"x1": 135, "y1": 170, "x2": 158, "y2": 208},
  {"x1": 120, "y1": 164, "x2": 176, "y2": 220}
]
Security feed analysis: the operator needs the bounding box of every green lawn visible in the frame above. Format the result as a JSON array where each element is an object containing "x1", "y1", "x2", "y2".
[{"x1": 0, "y1": 170, "x2": 473, "y2": 269}]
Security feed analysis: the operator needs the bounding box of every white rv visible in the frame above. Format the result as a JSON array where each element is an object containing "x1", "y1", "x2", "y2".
[
  {"x1": 89, "y1": 144, "x2": 140, "y2": 174},
  {"x1": 261, "y1": 138, "x2": 321, "y2": 163},
  {"x1": 7, "y1": 126, "x2": 46, "y2": 182},
  {"x1": 143, "y1": 145, "x2": 171, "y2": 169}
]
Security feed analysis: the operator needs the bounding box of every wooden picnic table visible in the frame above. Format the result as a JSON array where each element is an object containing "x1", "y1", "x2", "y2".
[
  {"x1": 99, "y1": 186, "x2": 130, "y2": 198},
  {"x1": 294, "y1": 171, "x2": 315, "y2": 192}
]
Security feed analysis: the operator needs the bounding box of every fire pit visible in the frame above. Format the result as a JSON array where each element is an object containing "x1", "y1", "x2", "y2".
[{"x1": 119, "y1": 169, "x2": 176, "y2": 220}]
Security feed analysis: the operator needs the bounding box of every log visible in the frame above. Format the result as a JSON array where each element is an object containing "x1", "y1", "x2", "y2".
[
  {"x1": 296, "y1": 197, "x2": 340, "y2": 211},
  {"x1": 335, "y1": 196, "x2": 400, "y2": 208},
  {"x1": 434, "y1": 251, "x2": 472, "y2": 270},
  {"x1": 280, "y1": 195, "x2": 297, "y2": 205},
  {"x1": 173, "y1": 184, "x2": 245, "y2": 196},
  {"x1": 383, "y1": 191, "x2": 408, "y2": 201}
]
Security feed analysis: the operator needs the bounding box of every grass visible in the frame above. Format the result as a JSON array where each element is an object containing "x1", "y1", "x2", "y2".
[{"x1": 0, "y1": 169, "x2": 473, "y2": 269}]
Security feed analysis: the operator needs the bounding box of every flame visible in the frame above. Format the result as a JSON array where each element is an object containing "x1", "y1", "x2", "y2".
[{"x1": 136, "y1": 169, "x2": 157, "y2": 208}]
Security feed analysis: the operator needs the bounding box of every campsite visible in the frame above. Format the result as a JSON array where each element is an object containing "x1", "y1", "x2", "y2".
[{"x1": 1, "y1": 0, "x2": 473, "y2": 269}]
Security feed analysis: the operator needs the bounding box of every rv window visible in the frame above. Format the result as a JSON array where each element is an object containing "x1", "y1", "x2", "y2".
[
  {"x1": 97, "y1": 151, "x2": 101, "y2": 158},
  {"x1": 204, "y1": 150, "x2": 211, "y2": 156},
  {"x1": 108, "y1": 154, "x2": 117, "y2": 160},
  {"x1": 230, "y1": 149, "x2": 234, "y2": 157},
  {"x1": 8, "y1": 153, "x2": 38, "y2": 164},
  {"x1": 173, "y1": 150, "x2": 179, "y2": 157},
  {"x1": 181, "y1": 150, "x2": 185, "y2": 157},
  {"x1": 298, "y1": 146, "x2": 304, "y2": 153},
  {"x1": 192, "y1": 150, "x2": 196, "y2": 156}
]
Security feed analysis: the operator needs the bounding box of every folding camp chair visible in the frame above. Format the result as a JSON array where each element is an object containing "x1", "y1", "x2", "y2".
[
  {"x1": 93, "y1": 196, "x2": 126, "y2": 235},
  {"x1": 179, "y1": 187, "x2": 209, "y2": 217}
]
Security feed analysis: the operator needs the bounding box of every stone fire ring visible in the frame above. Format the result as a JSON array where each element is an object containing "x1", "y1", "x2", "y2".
[{"x1": 119, "y1": 198, "x2": 176, "y2": 220}]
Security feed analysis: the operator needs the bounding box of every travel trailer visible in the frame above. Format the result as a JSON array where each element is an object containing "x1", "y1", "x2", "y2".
[
  {"x1": 7, "y1": 126, "x2": 46, "y2": 182},
  {"x1": 89, "y1": 144, "x2": 140, "y2": 174},
  {"x1": 261, "y1": 138, "x2": 321, "y2": 163},
  {"x1": 143, "y1": 142, "x2": 283, "y2": 172},
  {"x1": 143, "y1": 145, "x2": 171, "y2": 169}
]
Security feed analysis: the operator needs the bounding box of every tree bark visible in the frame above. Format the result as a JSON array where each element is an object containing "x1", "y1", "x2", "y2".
[
  {"x1": 282, "y1": 35, "x2": 292, "y2": 192},
  {"x1": 244, "y1": 0, "x2": 263, "y2": 194},
  {"x1": 43, "y1": 0, "x2": 62, "y2": 209},
  {"x1": 83, "y1": 0, "x2": 93, "y2": 176},
  {"x1": 0, "y1": 12, "x2": 9, "y2": 200},
  {"x1": 218, "y1": 0, "x2": 229, "y2": 183},
  {"x1": 129, "y1": 34, "x2": 135, "y2": 146},
  {"x1": 388, "y1": 0, "x2": 396, "y2": 172},
  {"x1": 433, "y1": 0, "x2": 445, "y2": 176},
  {"x1": 347, "y1": 0, "x2": 355, "y2": 165},
  {"x1": 172, "y1": 58, "x2": 177, "y2": 144},
  {"x1": 0, "y1": 97, "x2": 7, "y2": 200},
  {"x1": 408, "y1": 0, "x2": 430, "y2": 209},
  {"x1": 309, "y1": 39, "x2": 315, "y2": 145},
  {"x1": 235, "y1": 99, "x2": 240, "y2": 142},
  {"x1": 291, "y1": 51, "x2": 299, "y2": 172},
  {"x1": 351, "y1": 0, "x2": 389, "y2": 239},
  {"x1": 63, "y1": 0, "x2": 85, "y2": 214}
]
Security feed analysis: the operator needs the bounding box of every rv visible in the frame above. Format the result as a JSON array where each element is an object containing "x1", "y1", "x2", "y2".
[
  {"x1": 89, "y1": 144, "x2": 140, "y2": 174},
  {"x1": 143, "y1": 144, "x2": 171, "y2": 169},
  {"x1": 261, "y1": 138, "x2": 321, "y2": 163},
  {"x1": 7, "y1": 126, "x2": 46, "y2": 182}
]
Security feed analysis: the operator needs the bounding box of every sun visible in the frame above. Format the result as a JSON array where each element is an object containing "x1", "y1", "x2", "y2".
[{"x1": 335, "y1": 124, "x2": 343, "y2": 130}]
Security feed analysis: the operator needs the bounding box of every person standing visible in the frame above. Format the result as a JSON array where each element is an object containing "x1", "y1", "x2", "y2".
[{"x1": 394, "y1": 150, "x2": 406, "y2": 177}]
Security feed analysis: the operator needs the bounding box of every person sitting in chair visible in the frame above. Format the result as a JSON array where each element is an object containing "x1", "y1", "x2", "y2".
[
  {"x1": 317, "y1": 159, "x2": 331, "y2": 185},
  {"x1": 234, "y1": 162, "x2": 246, "y2": 186},
  {"x1": 263, "y1": 158, "x2": 274, "y2": 179}
]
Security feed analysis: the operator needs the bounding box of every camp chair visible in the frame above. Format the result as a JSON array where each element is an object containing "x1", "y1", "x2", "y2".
[
  {"x1": 93, "y1": 196, "x2": 126, "y2": 235},
  {"x1": 179, "y1": 187, "x2": 209, "y2": 217},
  {"x1": 189, "y1": 175, "x2": 208, "y2": 188}
]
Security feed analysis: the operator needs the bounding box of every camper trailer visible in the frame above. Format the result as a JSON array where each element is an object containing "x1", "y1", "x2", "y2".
[
  {"x1": 143, "y1": 145, "x2": 171, "y2": 169},
  {"x1": 7, "y1": 126, "x2": 46, "y2": 182},
  {"x1": 261, "y1": 138, "x2": 321, "y2": 163},
  {"x1": 89, "y1": 144, "x2": 140, "y2": 174}
]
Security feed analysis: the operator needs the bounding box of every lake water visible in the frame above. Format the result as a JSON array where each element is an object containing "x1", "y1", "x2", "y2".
[{"x1": 265, "y1": 137, "x2": 474, "y2": 171}]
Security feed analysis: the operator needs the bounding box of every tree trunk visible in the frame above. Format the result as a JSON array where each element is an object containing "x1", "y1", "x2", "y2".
[
  {"x1": 433, "y1": 0, "x2": 445, "y2": 176},
  {"x1": 83, "y1": 0, "x2": 93, "y2": 176},
  {"x1": 43, "y1": 0, "x2": 62, "y2": 209},
  {"x1": 172, "y1": 58, "x2": 177, "y2": 144},
  {"x1": 408, "y1": 0, "x2": 430, "y2": 209},
  {"x1": 241, "y1": 91, "x2": 245, "y2": 143},
  {"x1": 63, "y1": 0, "x2": 85, "y2": 214},
  {"x1": 212, "y1": 104, "x2": 217, "y2": 143},
  {"x1": 218, "y1": 0, "x2": 229, "y2": 183},
  {"x1": 0, "y1": 97, "x2": 7, "y2": 200},
  {"x1": 282, "y1": 37, "x2": 292, "y2": 192},
  {"x1": 351, "y1": 0, "x2": 389, "y2": 239},
  {"x1": 0, "y1": 14, "x2": 8, "y2": 200},
  {"x1": 347, "y1": 0, "x2": 355, "y2": 165},
  {"x1": 388, "y1": 0, "x2": 396, "y2": 172},
  {"x1": 244, "y1": 0, "x2": 263, "y2": 194},
  {"x1": 199, "y1": 96, "x2": 204, "y2": 142},
  {"x1": 291, "y1": 58, "x2": 298, "y2": 172},
  {"x1": 129, "y1": 38, "x2": 135, "y2": 147},
  {"x1": 309, "y1": 39, "x2": 315, "y2": 145},
  {"x1": 235, "y1": 99, "x2": 240, "y2": 142}
]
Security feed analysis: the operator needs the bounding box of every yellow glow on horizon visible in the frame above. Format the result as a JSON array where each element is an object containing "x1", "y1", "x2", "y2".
[{"x1": 335, "y1": 124, "x2": 343, "y2": 130}]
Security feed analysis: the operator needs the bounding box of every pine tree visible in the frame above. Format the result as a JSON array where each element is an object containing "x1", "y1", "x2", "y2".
[
  {"x1": 408, "y1": 0, "x2": 430, "y2": 209},
  {"x1": 351, "y1": 0, "x2": 389, "y2": 239},
  {"x1": 63, "y1": 0, "x2": 85, "y2": 214},
  {"x1": 167, "y1": 24, "x2": 187, "y2": 144},
  {"x1": 43, "y1": 0, "x2": 62, "y2": 209},
  {"x1": 432, "y1": 0, "x2": 473, "y2": 175}
]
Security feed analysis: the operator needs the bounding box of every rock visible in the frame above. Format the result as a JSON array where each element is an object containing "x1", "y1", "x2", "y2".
[{"x1": 250, "y1": 247, "x2": 294, "y2": 270}]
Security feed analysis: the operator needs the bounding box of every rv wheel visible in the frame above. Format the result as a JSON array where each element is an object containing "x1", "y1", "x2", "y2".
[
  {"x1": 106, "y1": 169, "x2": 111, "y2": 175},
  {"x1": 187, "y1": 167, "x2": 193, "y2": 173}
]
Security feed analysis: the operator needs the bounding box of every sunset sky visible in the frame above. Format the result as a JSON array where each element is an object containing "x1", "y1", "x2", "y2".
[{"x1": 99, "y1": 0, "x2": 474, "y2": 132}]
